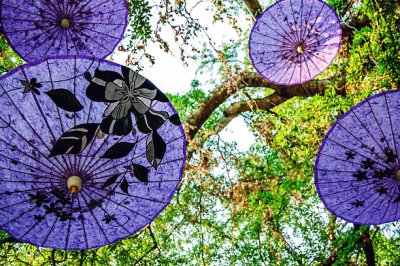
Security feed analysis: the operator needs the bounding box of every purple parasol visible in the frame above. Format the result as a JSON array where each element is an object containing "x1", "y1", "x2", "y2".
[
  {"x1": 315, "y1": 90, "x2": 400, "y2": 225},
  {"x1": 248, "y1": 0, "x2": 342, "y2": 85},
  {"x1": 0, "y1": 0, "x2": 128, "y2": 62},
  {"x1": 0, "y1": 56, "x2": 186, "y2": 250}
]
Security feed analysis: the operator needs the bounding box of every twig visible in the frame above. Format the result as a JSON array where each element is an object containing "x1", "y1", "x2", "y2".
[
  {"x1": 0, "y1": 237, "x2": 20, "y2": 245},
  {"x1": 51, "y1": 249, "x2": 67, "y2": 266},
  {"x1": 79, "y1": 251, "x2": 85, "y2": 266},
  {"x1": 148, "y1": 225, "x2": 160, "y2": 254}
]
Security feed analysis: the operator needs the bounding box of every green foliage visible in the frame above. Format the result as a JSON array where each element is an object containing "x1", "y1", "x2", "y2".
[
  {"x1": 168, "y1": 88, "x2": 207, "y2": 123},
  {"x1": 168, "y1": 88, "x2": 225, "y2": 134},
  {"x1": 345, "y1": 0, "x2": 400, "y2": 89},
  {"x1": 125, "y1": 0, "x2": 152, "y2": 50},
  {"x1": 0, "y1": 33, "x2": 23, "y2": 75}
]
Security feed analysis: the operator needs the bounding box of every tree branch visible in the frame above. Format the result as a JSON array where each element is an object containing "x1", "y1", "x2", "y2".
[
  {"x1": 242, "y1": 0, "x2": 263, "y2": 18},
  {"x1": 321, "y1": 225, "x2": 375, "y2": 265},
  {"x1": 195, "y1": 93, "x2": 287, "y2": 147},
  {"x1": 0, "y1": 237, "x2": 20, "y2": 245},
  {"x1": 184, "y1": 3, "x2": 370, "y2": 149},
  {"x1": 51, "y1": 249, "x2": 67, "y2": 266},
  {"x1": 185, "y1": 72, "x2": 331, "y2": 142},
  {"x1": 354, "y1": 225, "x2": 375, "y2": 266},
  {"x1": 342, "y1": 16, "x2": 371, "y2": 40}
]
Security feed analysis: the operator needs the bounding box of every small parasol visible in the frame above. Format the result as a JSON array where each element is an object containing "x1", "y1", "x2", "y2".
[
  {"x1": 0, "y1": 56, "x2": 186, "y2": 250},
  {"x1": 315, "y1": 90, "x2": 400, "y2": 225},
  {"x1": 249, "y1": 0, "x2": 342, "y2": 85},
  {"x1": 0, "y1": 0, "x2": 128, "y2": 62}
]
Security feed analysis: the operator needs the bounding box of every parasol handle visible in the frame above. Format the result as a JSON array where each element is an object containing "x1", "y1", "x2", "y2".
[
  {"x1": 396, "y1": 171, "x2": 400, "y2": 181},
  {"x1": 61, "y1": 18, "x2": 70, "y2": 29},
  {"x1": 296, "y1": 44, "x2": 305, "y2": 54},
  {"x1": 67, "y1": 176, "x2": 82, "y2": 194}
]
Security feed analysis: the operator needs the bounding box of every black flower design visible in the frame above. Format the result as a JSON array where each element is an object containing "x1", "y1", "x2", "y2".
[
  {"x1": 34, "y1": 214, "x2": 46, "y2": 222},
  {"x1": 86, "y1": 66, "x2": 169, "y2": 135},
  {"x1": 361, "y1": 158, "x2": 375, "y2": 170},
  {"x1": 384, "y1": 148, "x2": 397, "y2": 164},
  {"x1": 20, "y1": 78, "x2": 42, "y2": 95},
  {"x1": 377, "y1": 187, "x2": 388, "y2": 195},
  {"x1": 102, "y1": 214, "x2": 117, "y2": 224},
  {"x1": 351, "y1": 200, "x2": 364, "y2": 207},
  {"x1": 373, "y1": 168, "x2": 393, "y2": 179},
  {"x1": 43, "y1": 202, "x2": 62, "y2": 215},
  {"x1": 51, "y1": 188, "x2": 67, "y2": 199},
  {"x1": 57, "y1": 211, "x2": 74, "y2": 221},
  {"x1": 88, "y1": 199, "x2": 103, "y2": 211},
  {"x1": 353, "y1": 170, "x2": 368, "y2": 182},
  {"x1": 28, "y1": 191, "x2": 49, "y2": 207}
]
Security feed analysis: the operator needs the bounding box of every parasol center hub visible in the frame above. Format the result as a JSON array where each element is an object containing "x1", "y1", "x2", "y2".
[
  {"x1": 396, "y1": 171, "x2": 400, "y2": 181},
  {"x1": 61, "y1": 18, "x2": 70, "y2": 29},
  {"x1": 67, "y1": 176, "x2": 82, "y2": 194},
  {"x1": 296, "y1": 44, "x2": 305, "y2": 54}
]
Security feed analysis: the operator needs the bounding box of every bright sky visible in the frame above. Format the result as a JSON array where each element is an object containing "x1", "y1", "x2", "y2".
[{"x1": 113, "y1": 1, "x2": 258, "y2": 151}]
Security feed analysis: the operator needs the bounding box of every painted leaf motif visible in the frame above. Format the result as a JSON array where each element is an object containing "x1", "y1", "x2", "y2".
[
  {"x1": 100, "y1": 115, "x2": 132, "y2": 136},
  {"x1": 120, "y1": 177, "x2": 129, "y2": 194},
  {"x1": 154, "y1": 89, "x2": 170, "y2": 102},
  {"x1": 101, "y1": 142, "x2": 136, "y2": 159},
  {"x1": 49, "y1": 123, "x2": 100, "y2": 157},
  {"x1": 146, "y1": 130, "x2": 166, "y2": 170},
  {"x1": 45, "y1": 89, "x2": 84, "y2": 112},
  {"x1": 132, "y1": 164, "x2": 149, "y2": 183},
  {"x1": 20, "y1": 80, "x2": 31, "y2": 87},
  {"x1": 84, "y1": 71, "x2": 92, "y2": 82},
  {"x1": 169, "y1": 113, "x2": 181, "y2": 125},
  {"x1": 102, "y1": 174, "x2": 120, "y2": 189}
]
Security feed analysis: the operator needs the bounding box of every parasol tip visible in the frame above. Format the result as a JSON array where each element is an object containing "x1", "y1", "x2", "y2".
[
  {"x1": 67, "y1": 176, "x2": 82, "y2": 194},
  {"x1": 296, "y1": 44, "x2": 305, "y2": 54},
  {"x1": 61, "y1": 18, "x2": 70, "y2": 29}
]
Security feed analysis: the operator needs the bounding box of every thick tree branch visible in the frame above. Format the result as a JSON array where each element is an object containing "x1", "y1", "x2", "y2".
[
  {"x1": 195, "y1": 93, "x2": 287, "y2": 147},
  {"x1": 354, "y1": 225, "x2": 375, "y2": 266},
  {"x1": 242, "y1": 0, "x2": 263, "y2": 18},
  {"x1": 196, "y1": 77, "x2": 342, "y2": 147},
  {"x1": 185, "y1": 72, "x2": 331, "y2": 142},
  {"x1": 320, "y1": 225, "x2": 375, "y2": 265}
]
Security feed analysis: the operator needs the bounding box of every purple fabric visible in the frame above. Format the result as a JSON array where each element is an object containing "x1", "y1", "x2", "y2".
[
  {"x1": 249, "y1": 0, "x2": 342, "y2": 85},
  {"x1": 0, "y1": 0, "x2": 128, "y2": 62},
  {"x1": 315, "y1": 90, "x2": 400, "y2": 225},
  {"x1": 0, "y1": 56, "x2": 186, "y2": 250}
]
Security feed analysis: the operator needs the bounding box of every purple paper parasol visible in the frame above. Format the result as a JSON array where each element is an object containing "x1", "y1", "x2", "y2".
[
  {"x1": 0, "y1": 0, "x2": 128, "y2": 62},
  {"x1": 315, "y1": 90, "x2": 400, "y2": 225},
  {"x1": 249, "y1": 0, "x2": 342, "y2": 85},
  {"x1": 0, "y1": 56, "x2": 186, "y2": 250}
]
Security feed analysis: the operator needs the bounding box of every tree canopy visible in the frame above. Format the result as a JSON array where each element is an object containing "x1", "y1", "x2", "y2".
[{"x1": 1, "y1": 0, "x2": 400, "y2": 265}]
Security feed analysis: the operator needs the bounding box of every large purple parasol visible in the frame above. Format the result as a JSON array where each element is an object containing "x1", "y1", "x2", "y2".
[
  {"x1": 315, "y1": 90, "x2": 400, "y2": 225},
  {"x1": 0, "y1": 56, "x2": 186, "y2": 250},
  {"x1": 0, "y1": 0, "x2": 128, "y2": 62},
  {"x1": 249, "y1": 0, "x2": 342, "y2": 85}
]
